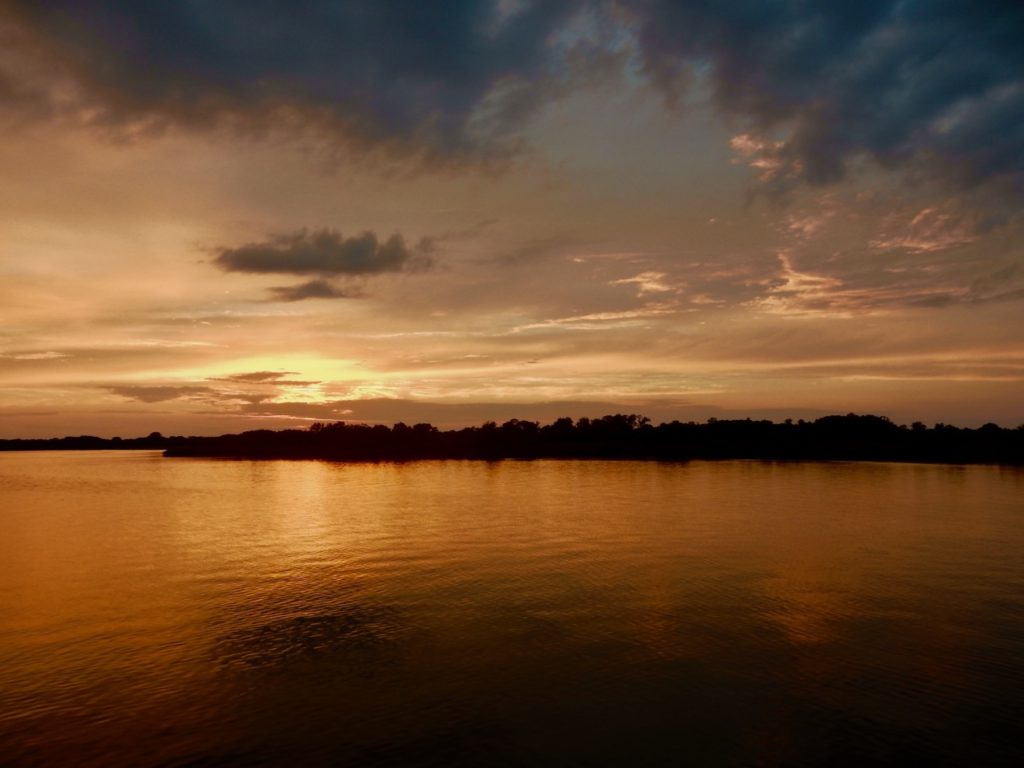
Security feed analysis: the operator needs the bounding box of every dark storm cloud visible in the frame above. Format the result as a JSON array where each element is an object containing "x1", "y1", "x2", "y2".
[
  {"x1": 267, "y1": 278, "x2": 361, "y2": 302},
  {"x1": 214, "y1": 230, "x2": 427, "y2": 276},
  {"x1": 3, "y1": 0, "x2": 582, "y2": 159},
  {"x1": 4, "y1": 1, "x2": 1022, "y2": 194},
  {"x1": 623, "y1": 0, "x2": 1024, "y2": 194}
]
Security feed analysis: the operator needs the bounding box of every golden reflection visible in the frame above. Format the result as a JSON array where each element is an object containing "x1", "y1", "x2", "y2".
[{"x1": 2, "y1": 454, "x2": 1022, "y2": 766}]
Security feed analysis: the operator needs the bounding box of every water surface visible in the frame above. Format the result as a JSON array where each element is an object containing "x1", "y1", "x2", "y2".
[{"x1": 1, "y1": 452, "x2": 1022, "y2": 765}]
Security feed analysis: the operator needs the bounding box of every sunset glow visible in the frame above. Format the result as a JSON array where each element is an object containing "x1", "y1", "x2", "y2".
[{"x1": 2, "y1": 2, "x2": 1022, "y2": 436}]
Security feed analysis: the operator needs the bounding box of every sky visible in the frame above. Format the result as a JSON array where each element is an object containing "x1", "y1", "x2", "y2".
[{"x1": 1, "y1": 0, "x2": 1023, "y2": 437}]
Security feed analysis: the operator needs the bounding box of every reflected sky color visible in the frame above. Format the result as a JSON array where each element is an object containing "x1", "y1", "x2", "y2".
[
  {"x1": 1, "y1": 2, "x2": 1023, "y2": 435},
  {"x1": 1, "y1": 454, "x2": 1022, "y2": 764}
]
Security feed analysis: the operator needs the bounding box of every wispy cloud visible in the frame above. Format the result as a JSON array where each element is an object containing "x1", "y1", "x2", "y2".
[
  {"x1": 870, "y1": 204, "x2": 981, "y2": 253},
  {"x1": 609, "y1": 271, "x2": 676, "y2": 296},
  {"x1": 106, "y1": 385, "x2": 214, "y2": 403},
  {"x1": 210, "y1": 371, "x2": 301, "y2": 383},
  {"x1": 267, "y1": 279, "x2": 363, "y2": 302},
  {"x1": 749, "y1": 251, "x2": 987, "y2": 317},
  {"x1": 1, "y1": 351, "x2": 67, "y2": 361},
  {"x1": 515, "y1": 302, "x2": 678, "y2": 331}
]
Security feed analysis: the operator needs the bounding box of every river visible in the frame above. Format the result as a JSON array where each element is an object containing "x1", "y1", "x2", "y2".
[{"x1": 1, "y1": 452, "x2": 1022, "y2": 765}]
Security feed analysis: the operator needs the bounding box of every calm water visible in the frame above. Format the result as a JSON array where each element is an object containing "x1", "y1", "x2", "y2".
[{"x1": 1, "y1": 452, "x2": 1022, "y2": 766}]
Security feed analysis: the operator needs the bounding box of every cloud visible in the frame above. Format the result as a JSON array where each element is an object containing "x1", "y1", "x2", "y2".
[
  {"x1": 4, "y1": 1, "x2": 1022, "y2": 196},
  {"x1": 747, "y1": 251, "x2": 977, "y2": 317},
  {"x1": 267, "y1": 279, "x2": 362, "y2": 302},
  {"x1": 668, "y1": 182, "x2": 1024, "y2": 318},
  {"x1": 107, "y1": 385, "x2": 213, "y2": 403},
  {"x1": 514, "y1": 302, "x2": 679, "y2": 331},
  {"x1": 211, "y1": 371, "x2": 298, "y2": 383},
  {"x1": 609, "y1": 271, "x2": 676, "y2": 296},
  {"x1": 626, "y1": 0, "x2": 1024, "y2": 196},
  {"x1": 870, "y1": 204, "x2": 981, "y2": 253},
  {"x1": 214, "y1": 229, "x2": 429, "y2": 276},
  {"x1": 106, "y1": 374, "x2": 325, "y2": 408},
  {"x1": 1, "y1": 351, "x2": 67, "y2": 360},
  {"x1": 209, "y1": 372, "x2": 321, "y2": 389},
  {"x1": 2, "y1": 0, "x2": 585, "y2": 161}
]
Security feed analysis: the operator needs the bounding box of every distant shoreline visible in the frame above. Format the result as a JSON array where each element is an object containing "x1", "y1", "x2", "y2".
[{"x1": 2, "y1": 414, "x2": 1021, "y2": 465}]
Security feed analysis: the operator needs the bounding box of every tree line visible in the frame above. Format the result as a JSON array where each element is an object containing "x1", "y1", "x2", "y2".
[
  {"x1": 3, "y1": 414, "x2": 1022, "y2": 464},
  {"x1": 155, "y1": 414, "x2": 1024, "y2": 463}
]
